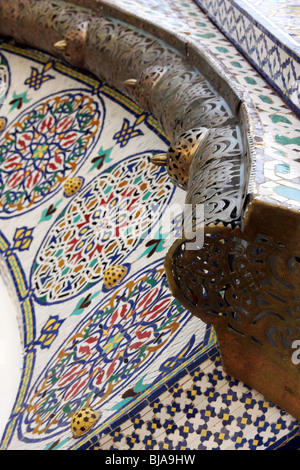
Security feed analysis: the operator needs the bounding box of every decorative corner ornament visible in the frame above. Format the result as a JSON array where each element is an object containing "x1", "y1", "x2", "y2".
[
  {"x1": 71, "y1": 407, "x2": 100, "y2": 438},
  {"x1": 64, "y1": 177, "x2": 84, "y2": 197},
  {"x1": 103, "y1": 265, "x2": 128, "y2": 290},
  {"x1": 165, "y1": 128, "x2": 210, "y2": 190},
  {"x1": 151, "y1": 128, "x2": 210, "y2": 190}
]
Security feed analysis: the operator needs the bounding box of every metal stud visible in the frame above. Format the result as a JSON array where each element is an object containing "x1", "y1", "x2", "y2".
[
  {"x1": 124, "y1": 78, "x2": 137, "y2": 88},
  {"x1": 150, "y1": 154, "x2": 167, "y2": 166},
  {"x1": 54, "y1": 40, "x2": 68, "y2": 51}
]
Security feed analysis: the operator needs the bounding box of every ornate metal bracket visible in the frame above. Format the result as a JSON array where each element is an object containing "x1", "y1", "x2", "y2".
[{"x1": 165, "y1": 200, "x2": 300, "y2": 421}]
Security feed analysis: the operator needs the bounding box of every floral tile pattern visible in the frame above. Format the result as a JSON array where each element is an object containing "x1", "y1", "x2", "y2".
[
  {"x1": 0, "y1": 0, "x2": 299, "y2": 452},
  {"x1": 85, "y1": 351, "x2": 299, "y2": 450}
]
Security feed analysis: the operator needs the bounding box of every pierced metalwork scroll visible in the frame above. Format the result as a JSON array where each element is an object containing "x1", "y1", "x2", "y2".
[{"x1": 0, "y1": 0, "x2": 259, "y2": 227}]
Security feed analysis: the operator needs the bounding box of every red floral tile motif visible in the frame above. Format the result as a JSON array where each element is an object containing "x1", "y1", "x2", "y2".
[
  {"x1": 0, "y1": 91, "x2": 103, "y2": 215},
  {"x1": 21, "y1": 261, "x2": 197, "y2": 442}
]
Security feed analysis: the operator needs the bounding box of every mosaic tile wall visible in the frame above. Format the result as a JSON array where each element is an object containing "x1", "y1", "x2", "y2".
[
  {"x1": 81, "y1": 348, "x2": 299, "y2": 451},
  {"x1": 193, "y1": 0, "x2": 300, "y2": 117},
  {"x1": 237, "y1": 0, "x2": 300, "y2": 43},
  {"x1": 0, "y1": 0, "x2": 299, "y2": 451}
]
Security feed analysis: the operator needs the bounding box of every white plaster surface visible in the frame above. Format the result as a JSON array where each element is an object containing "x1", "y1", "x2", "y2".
[{"x1": 0, "y1": 273, "x2": 23, "y2": 441}]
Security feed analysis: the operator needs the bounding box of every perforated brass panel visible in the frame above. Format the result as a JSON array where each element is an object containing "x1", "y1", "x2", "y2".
[{"x1": 165, "y1": 200, "x2": 300, "y2": 421}]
